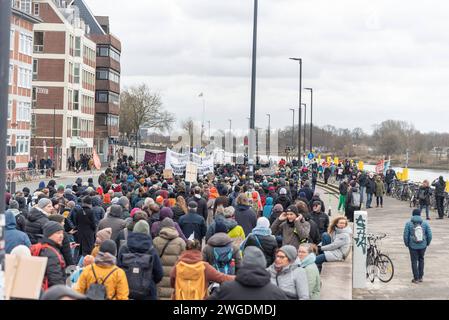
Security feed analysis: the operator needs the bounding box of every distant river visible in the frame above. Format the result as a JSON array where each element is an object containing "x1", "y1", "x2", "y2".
[{"x1": 364, "y1": 164, "x2": 448, "y2": 183}]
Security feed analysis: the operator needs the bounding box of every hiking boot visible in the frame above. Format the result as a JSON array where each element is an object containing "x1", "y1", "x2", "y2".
[{"x1": 411, "y1": 279, "x2": 419, "y2": 284}]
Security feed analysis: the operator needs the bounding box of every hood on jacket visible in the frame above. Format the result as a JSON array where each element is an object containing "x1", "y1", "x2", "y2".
[
  {"x1": 299, "y1": 253, "x2": 316, "y2": 268},
  {"x1": 5, "y1": 211, "x2": 17, "y2": 230},
  {"x1": 207, "y1": 232, "x2": 233, "y2": 247},
  {"x1": 215, "y1": 214, "x2": 238, "y2": 231},
  {"x1": 179, "y1": 250, "x2": 203, "y2": 264},
  {"x1": 411, "y1": 215, "x2": 423, "y2": 224},
  {"x1": 6, "y1": 208, "x2": 20, "y2": 218},
  {"x1": 236, "y1": 204, "x2": 251, "y2": 211},
  {"x1": 27, "y1": 207, "x2": 47, "y2": 222},
  {"x1": 92, "y1": 196, "x2": 102, "y2": 207},
  {"x1": 160, "y1": 207, "x2": 174, "y2": 220},
  {"x1": 265, "y1": 197, "x2": 273, "y2": 206},
  {"x1": 235, "y1": 265, "x2": 271, "y2": 287},
  {"x1": 127, "y1": 231, "x2": 153, "y2": 253},
  {"x1": 159, "y1": 227, "x2": 179, "y2": 240}
]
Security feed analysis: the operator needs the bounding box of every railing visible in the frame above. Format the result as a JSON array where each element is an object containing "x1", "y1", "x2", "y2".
[{"x1": 33, "y1": 45, "x2": 43, "y2": 53}]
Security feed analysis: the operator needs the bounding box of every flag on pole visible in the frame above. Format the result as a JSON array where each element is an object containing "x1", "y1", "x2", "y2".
[
  {"x1": 198, "y1": 92, "x2": 203, "y2": 97},
  {"x1": 92, "y1": 149, "x2": 101, "y2": 170}
]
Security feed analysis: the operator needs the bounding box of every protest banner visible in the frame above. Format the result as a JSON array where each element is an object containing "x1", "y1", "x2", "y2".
[
  {"x1": 144, "y1": 151, "x2": 166, "y2": 164},
  {"x1": 185, "y1": 162, "x2": 198, "y2": 183}
]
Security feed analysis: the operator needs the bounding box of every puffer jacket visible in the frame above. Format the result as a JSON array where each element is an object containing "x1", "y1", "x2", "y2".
[
  {"x1": 151, "y1": 208, "x2": 187, "y2": 241},
  {"x1": 24, "y1": 207, "x2": 49, "y2": 244},
  {"x1": 241, "y1": 233, "x2": 277, "y2": 267},
  {"x1": 262, "y1": 197, "x2": 274, "y2": 219},
  {"x1": 153, "y1": 227, "x2": 186, "y2": 300},
  {"x1": 5, "y1": 211, "x2": 31, "y2": 254},
  {"x1": 39, "y1": 237, "x2": 67, "y2": 288},
  {"x1": 98, "y1": 209, "x2": 126, "y2": 241},
  {"x1": 234, "y1": 204, "x2": 257, "y2": 237},
  {"x1": 267, "y1": 263, "x2": 309, "y2": 300},
  {"x1": 202, "y1": 233, "x2": 242, "y2": 271},
  {"x1": 271, "y1": 218, "x2": 310, "y2": 249},
  {"x1": 403, "y1": 215, "x2": 432, "y2": 250},
  {"x1": 117, "y1": 231, "x2": 164, "y2": 300},
  {"x1": 206, "y1": 214, "x2": 238, "y2": 242},
  {"x1": 298, "y1": 255, "x2": 320, "y2": 300},
  {"x1": 321, "y1": 226, "x2": 353, "y2": 262}
]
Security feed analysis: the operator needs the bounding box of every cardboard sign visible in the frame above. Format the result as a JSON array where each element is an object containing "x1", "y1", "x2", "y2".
[
  {"x1": 185, "y1": 162, "x2": 198, "y2": 183},
  {"x1": 207, "y1": 173, "x2": 215, "y2": 181},
  {"x1": 5, "y1": 254, "x2": 48, "y2": 300},
  {"x1": 163, "y1": 169, "x2": 173, "y2": 179}
]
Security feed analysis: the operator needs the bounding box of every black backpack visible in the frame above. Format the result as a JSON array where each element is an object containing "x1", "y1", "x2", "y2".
[
  {"x1": 121, "y1": 251, "x2": 154, "y2": 300},
  {"x1": 86, "y1": 266, "x2": 118, "y2": 300},
  {"x1": 418, "y1": 189, "x2": 427, "y2": 201}
]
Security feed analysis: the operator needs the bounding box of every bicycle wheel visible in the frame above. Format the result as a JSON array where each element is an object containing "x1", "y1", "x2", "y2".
[
  {"x1": 366, "y1": 254, "x2": 376, "y2": 283},
  {"x1": 376, "y1": 254, "x2": 394, "y2": 283}
]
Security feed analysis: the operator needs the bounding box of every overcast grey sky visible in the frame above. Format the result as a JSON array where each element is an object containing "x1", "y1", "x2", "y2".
[{"x1": 87, "y1": 0, "x2": 449, "y2": 134}]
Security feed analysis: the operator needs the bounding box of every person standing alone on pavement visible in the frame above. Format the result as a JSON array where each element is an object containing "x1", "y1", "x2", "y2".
[
  {"x1": 403, "y1": 209, "x2": 432, "y2": 284},
  {"x1": 432, "y1": 176, "x2": 446, "y2": 219}
]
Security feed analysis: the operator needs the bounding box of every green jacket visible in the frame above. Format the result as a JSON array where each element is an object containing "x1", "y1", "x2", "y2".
[
  {"x1": 298, "y1": 254, "x2": 320, "y2": 300},
  {"x1": 375, "y1": 180, "x2": 385, "y2": 197}
]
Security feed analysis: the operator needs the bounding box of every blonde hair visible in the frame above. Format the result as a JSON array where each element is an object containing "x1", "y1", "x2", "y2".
[
  {"x1": 328, "y1": 216, "x2": 348, "y2": 234},
  {"x1": 236, "y1": 194, "x2": 249, "y2": 206},
  {"x1": 176, "y1": 196, "x2": 188, "y2": 214}
]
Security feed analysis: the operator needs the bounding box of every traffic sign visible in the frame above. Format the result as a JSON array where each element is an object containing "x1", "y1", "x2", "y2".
[
  {"x1": 7, "y1": 160, "x2": 16, "y2": 170},
  {"x1": 308, "y1": 153, "x2": 315, "y2": 160}
]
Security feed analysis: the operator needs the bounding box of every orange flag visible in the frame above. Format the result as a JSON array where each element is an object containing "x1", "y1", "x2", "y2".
[{"x1": 93, "y1": 149, "x2": 101, "y2": 170}]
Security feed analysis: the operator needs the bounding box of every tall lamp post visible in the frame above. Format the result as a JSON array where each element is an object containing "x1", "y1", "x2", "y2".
[
  {"x1": 199, "y1": 92, "x2": 205, "y2": 145},
  {"x1": 289, "y1": 108, "x2": 295, "y2": 149},
  {"x1": 266, "y1": 113, "x2": 270, "y2": 159},
  {"x1": 301, "y1": 103, "x2": 307, "y2": 159},
  {"x1": 304, "y1": 87, "x2": 313, "y2": 152},
  {"x1": 289, "y1": 57, "x2": 302, "y2": 162},
  {"x1": 249, "y1": 0, "x2": 258, "y2": 179}
]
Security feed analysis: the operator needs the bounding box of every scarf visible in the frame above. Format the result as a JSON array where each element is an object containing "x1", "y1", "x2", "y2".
[
  {"x1": 299, "y1": 253, "x2": 316, "y2": 268},
  {"x1": 252, "y1": 227, "x2": 272, "y2": 237},
  {"x1": 94, "y1": 251, "x2": 117, "y2": 267}
]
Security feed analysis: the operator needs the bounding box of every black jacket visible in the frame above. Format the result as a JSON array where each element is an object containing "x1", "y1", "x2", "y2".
[
  {"x1": 432, "y1": 179, "x2": 446, "y2": 198},
  {"x1": 339, "y1": 182, "x2": 348, "y2": 196},
  {"x1": 40, "y1": 238, "x2": 66, "y2": 288},
  {"x1": 274, "y1": 195, "x2": 291, "y2": 210},
  {"x1": 61, "y1": 231, "x2": 74, "y2": 266},
  {"x1": 234, "y1": 205, "x2": 257, "y2": 237},
  {"x1": 25, "y1": 207, "x2": 49, "y2": 244},
  {"x1": 178, "y1": 211, "x2": 207, "y2": 241},
  {"x1": 242, "y1": 234, "x2": 278, "y2": 267},
  {"x1": 310, "y1": 211, "x2": 329, "y2": 236},
  {"x1": 299, "y1": 187, "x2": 314, "y2": 202},
  {"x1": 74, "y1": 205, "x2": 96, "y2": 256},
  {"x1": 418, "y1": 186, "x2": 431, "y2": 206},
  {"x1": 190, "y1": 196, "x2": 208, "y2": 221},
  {"x1": 366, "y1": 178, "x2": 376, "y2": 194},
  {"x1": 304, "y1": 214, "x2": 321, "y2": 245},
  {"x1": 208, "y1": 265, "x2": 288, "y2": 300}
]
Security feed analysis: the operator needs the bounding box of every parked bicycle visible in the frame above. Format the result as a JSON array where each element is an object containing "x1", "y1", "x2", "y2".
[{"x1": 366, "y1": 233, "x2": 394, "y2": 283}]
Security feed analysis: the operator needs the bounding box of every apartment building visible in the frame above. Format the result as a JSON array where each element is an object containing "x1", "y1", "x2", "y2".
[
  {"x1": 73, "y1": 0, "x2": 121, "y2": 163},
  {"x1": 8, "y1": 0, "x2": 41, "y2": 170},
  {"x1": 31, "y1": 0, "x2": 96, "y2": 171}
]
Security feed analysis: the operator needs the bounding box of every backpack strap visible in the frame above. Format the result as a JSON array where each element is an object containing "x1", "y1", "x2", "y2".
[
  {"x1": 252, "y1": 234, "x2": 262, "y2": 249},
  {"x1": 91, "y1": 265, "x2": 99, "y2": 283},
  {"x1": 159, "y1": 239, "x2": 174, "y2": 258},
  {"x1": 42, "y1": 243, "x2": 66, "y2": 269},
  {"x1": 101, "y1": 267, "x2": 119, "y2": 285}
]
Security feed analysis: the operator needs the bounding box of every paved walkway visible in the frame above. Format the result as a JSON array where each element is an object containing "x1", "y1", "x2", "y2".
[{"x1": 353, "y1": 195, "x2": 449, "y2": 300}]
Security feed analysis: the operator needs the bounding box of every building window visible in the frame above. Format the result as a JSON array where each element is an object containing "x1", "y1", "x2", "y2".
[
  {"x1": 72, "y1": 117, "x2": 80, "y2": 137},
  {"x1": 10, "y1": 29, "x2": 14, "y2": 50},
  {"x1": 17, "y1": 102, "x2": 31, "y2": 122},
  {"x1": 110, "y1": 47, "x2": 120, "y2": 62},
  {"x1": 31, "y1": 114, "x2": 36, "y2": 135},
  {"x1": 96, "y1": 69, "x2": 108, "y2": 80},
  {"x1": 74, "y1": 63, "x2": 80, "y2": 83},
  {"x1": 32, "y1": 59, "x2": 38, "y2": 80},
  {"x1": 16, "y1": 136, "x2": 30, "y2": 155},
  {"x1": 20, "y1": 33, "x2": 32, "y2": 56},
  {"x1": 73, "y1": 90, "x2": 79, "y2": 110},
  {"x1": 109, "y1": 70, "x2": 120, "y2": 84},
  {"x1": 8, "y1": 100, "x2": 12, "y2": 120},
  {"x1": 19, "y1": 0, "x2": 31, "y2": 14},
  {"x1": 34, "y1": 31, "x2": 43, "y2": 53},
  {"x1": 18, "y1": 67, "x2": 32, "y2": 89},
  {"x1": 109, "y1": 92, "x2": 120, "y2": 105},
  {"x1": 96, "y1": 91, "x2": 108, "y2": 103},
  {"x1": 75, "y1": 36, "x2": 81, "y2": 57},
  {"x1": 9, "y1": 64, "x2": 13, "y2": 85},
  {"x1": 33, "y1": 3, "x2": 39, "y2": 16},
  {"x1": 97, "y1": 46, "x2": 109, "y2": 57}
]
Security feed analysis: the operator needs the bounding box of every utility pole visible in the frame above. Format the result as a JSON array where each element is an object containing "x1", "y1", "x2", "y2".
[
  {"x1": 249, "y1": 0, "x2": 258, "y2": 180},
  {"x1": 0, "y1": 0, "x2": 12, "y2": 300}
]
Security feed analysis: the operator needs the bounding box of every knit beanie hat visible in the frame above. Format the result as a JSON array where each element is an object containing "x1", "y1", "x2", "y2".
[
  {"x1": 188, "y1": 201, "x2": 198, "y2": 209},
  {"x1": 99, "y1": 240, "x2": 117, "y2": 256},
  {"x1": 133, "y1": 220, "x2": 150, "y2": 235},
  {"x1": 412, "y1": 209, "x2": 421, "y2": 216},
  {"x1": 215, "y1": 221, "x2": 228, "y2": 234},
  {"x1": 9, "y1": 200, "x2": 19, "y2": 210},
  {"x1": 242, "y1": 246, "x2": 266, "y2": 267},
  {"x1": 130, "y1": 208, "x2": 140, "y2": 219},
  {"x1": 286, "y1": 205, "x2": 299, "y2": 216},
  {"x1": 279, "y1": 245, "x2": 298, "y2": 262},
  {"x1": 273, "y1": 204, "x2": 284, "y2": 213},
  {"x1": 118, "y1": 196, "x2": 129, "y2": 208},
  {"x1": 38, "y1": 198, "x2": 52, "y2": 209},
  {"x1": 109, "y1": 204, "x2": 122, "y2": 217},
  {"x1": 256, "y1": 217, "x2": 270, "y2": 229},
  {"x1": 156, "y1": 195, "x2": 164, "y2": 205},
  {"x1": 160, "y1": 217, "x2": 175, "y2": 229},
  {"x1": 96, "y1": 227, "x2": 112, "y2": 245},
  {"x1": 43, "y1": 221, "x2": 64, "y2": 238}
]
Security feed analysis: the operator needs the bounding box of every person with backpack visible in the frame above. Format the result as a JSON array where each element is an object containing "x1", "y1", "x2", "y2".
[
  {"x1": 432, "y1": 176, "x2": 446, "y2": 219},
  {"x1": 117, "y1": 220, "x2": 163, "y2": 300},
  {"x1": 338, "y1": 180, "x2": 349, "y2": 213},
  {"x1": 418, "y1": 180, "x2": 432, "y2": 220},
  {"x1": 240, "y1": 217, "x2": 278, "y2": 267},
  {"x1": 5, "y1": 211, "x2": 31, "y2": 254},
  {"x1": 91, "y1": 227, "x2": 112, "y2": 257},
  {"x1": 271, "y1": 205, "x2": 310, "y2": 249},
  {"x1": 345, "y1": 181, "x2": 361, "y2": 222},
  {"x1": 202, "y1": 221, "x2": 241, "y2": 275},
  {"x1": 374, "y1": 175, "x2": 385, "y2": 208},
  {"x1": 170, "y1": 239, "x2": 235, "y2": 300},
  {"x1": 403, "y1": 209, "x2": 432, "y2": 283},
  {"x1": 7, "y1": 200, "x2": 27, "y2": 232},
  {"x1": 32, "y1": 221, "x2": 67, "y2": 290},
  {"x1": 153, "y1": 218, "x2": 186, "y2": 300},
  {"x1": 207, "y1": 246, "x2": 288, "y2": 300},
  {"x1": 75, "y1": 240, "x2": 129, "y2": 300}
]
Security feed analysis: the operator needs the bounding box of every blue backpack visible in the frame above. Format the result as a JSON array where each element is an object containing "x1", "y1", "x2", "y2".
[{"x1": 212, "y1": 245, "x2": 235, "y2": 275}]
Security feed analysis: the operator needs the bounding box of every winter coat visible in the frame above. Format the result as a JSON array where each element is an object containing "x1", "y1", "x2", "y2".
[
  {"x1": 321, "y1": 226, "x2": 353, "y2": 262},
  {"x1": 274, "y1": 195, "x2": 291, "y2": 210},
  {"x1": 206, "y1": 214, "x2": 238, "y2": 242},
  {"x1": 98, "y1": 210, "x2": 126, "y2": 242},
  {"x1": 39, "y1": 238, "x2": 66, "y2": 288},
  {"x1": 339, "y1": 182, "x2": 348, "y2": 196},
  {"x1": 271, "y1": 218, "x2": 310, "y2": 249},
  {"x1": 24, "y1": 207, "x2": 49, "y2": 244},
  {"x1": 208, "y1": 264, "x2": 288, "y2": 300},
  {"x1": 375, "y1": 180, "x2": 385, "y2": 197},
  {"x1": 432, "y1": 178, "x2": 446, "y2": 198},
  {"x1": 171, "y1": 205, "x2": 186, "y2": 223},
  {"x1": 365, "y1": 178, "x2": 376, "y2": 194},
  {"x1": 178, "y1": 211, "x2": 207, "y2": 241},
  {"x1": 227, "y1": 224, "x2": 246, "y2": 246},
  {"x1": 310, "y1": 211, "x2": 329, "y2": 236},
  {"x1": 75, "y1": 263, "x2": 129, "y2": 300},
  {"x1": 91, "y1": 206, "x2": 105, "y2": 226},
  {"x1": 403, "y1": 215, "x2": 432, "y2": 250},
  {"x1": 299, "y1": 186, "x2": 314, "y2": 202},
  {"x1": 153, "y1": 227, "x2": 186, "y2": 300},
  {"x1": 74, "y1": 205, "x2": 96, "y2": 256},
  {"x1": 5, "y1": 211, "x2": 31, "y2": 254},
  {"x1": 234, "y1": 204, "x2": 257, "y2": 237},
  {"x1": 202, "y1": 233, "x2": 242, "y2": 271},
  {"x1": 151, "y1": 209, "x2": 187, "y2": 241},
  {"x1": 299, "y1": 255, "x2": 320, "y2": 300},
  {"x1": 117, "y1": 231, "x2": 164, "y2": 300},
  {"x1": 241, "y1": 233, "x2": 277, "y2": 267},
  {"x1": 418, "y1": 186, "x2": 431, "y2": 206},
  {"x1": 262, "y1": 197, "x2": 274, "y2": 219},
  {"x1": 267, "y1": 263, "x2": 309, "y2": 300},
  {"x1": 169, "y1": 250, "x2": 235, "y2": 299},
  {"x1": 190, "y1": 196, "x2": 208, "y2": 221}
]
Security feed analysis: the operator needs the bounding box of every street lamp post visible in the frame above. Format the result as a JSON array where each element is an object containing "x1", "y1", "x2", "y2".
[
  {"x1": 305, "y1": 87, "x2": 313, "y2": 152},
  {"x1": 301, "y1": 103, "x2": 307, "y2": 159},
  {"x1": 266, "y1": 113, "x2": 270, "y2": 159},
  {"x1": 249, "y1": 0, "x2": 258, "y2": 179},
  {"x1": 289, "y1": 57, "x2": 302, "y2": 162},
  {"x1": 289, "y1": 108, "x2": 295, "y2": 149},
  {"x1": 208, "y1": 120, "x2": 211, "y2": 142}
]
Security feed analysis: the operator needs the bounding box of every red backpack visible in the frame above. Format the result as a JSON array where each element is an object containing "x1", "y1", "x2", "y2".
[{"x1": 30, "y1": 243, "x2": 66, "y2": 291}]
